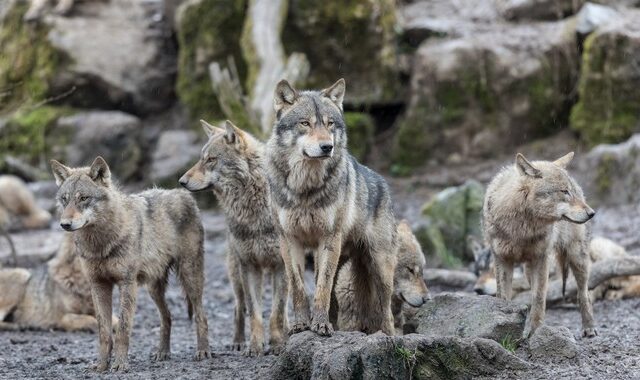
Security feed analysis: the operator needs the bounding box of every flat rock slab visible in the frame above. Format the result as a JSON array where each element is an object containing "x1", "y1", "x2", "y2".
[{"x1": 0, "y1": 229, "x2": 62, "y2": 267}]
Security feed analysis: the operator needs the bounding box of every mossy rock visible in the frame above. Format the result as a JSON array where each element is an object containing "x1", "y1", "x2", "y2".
[
  {"x1": 176, "y1": 0, "x2": 248, "y2": 123},
  {"x1": 0, "y1": 1, "x2": 69, "y2": 114},
  {"x1": 344, "y1": 112, "x2": 375, "y2": 161},
  {"x1": 283, "y1": 0, "x2": 401, "y2": 105},
  {"x1": 570, "y1": 18, "x2": 640, "y2": 146}
]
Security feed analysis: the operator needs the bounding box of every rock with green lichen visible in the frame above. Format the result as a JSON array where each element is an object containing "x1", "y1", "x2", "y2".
[
  {"x1": 176, "y1": 0, "x2": 247, "y2": 123},
  {"x1": 570, "y1": 10, "x2": 640, "y2": 146},
  {"x1": 344, "y1": 112, "x2": 375, "y2": 162},
  {"x1": 497, "y1": 0, "x2": 585, "y2": 21},
  {"x1": 393, "y1": 21, "x2": 579, "y2": 169},
  {"x1": 283, "y1": 0, "x2": 401, "y2": 105}
]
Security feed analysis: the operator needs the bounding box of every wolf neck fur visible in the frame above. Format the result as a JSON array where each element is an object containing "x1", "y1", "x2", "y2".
[
  {"x1": 74, "y1": 192, "x2": 128, "y2": 259},
  {"x1": 274, "y1": 149, "x2": 344, "y2": 195}
]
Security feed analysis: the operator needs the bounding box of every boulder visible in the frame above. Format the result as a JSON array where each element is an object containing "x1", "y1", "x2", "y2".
[
  {"x1": 393, "y1": 21, "x2": 579, "y2": 168},
  {"x1": 272, "y1": 331, "x2": 529, "y2": 380},
  {"x1": 55, "y1": 111, "x2": 143, "y2": 181},
  {"x1": 496, "y1": 0, "x2": 585, "y2": 21},
  {"x1": 575, "y1": 2, "x2": 620, "y2": 36},
  {"x1": 570, "y1": 10, "x2": 640, "y2": 146},
  {"x1": 528, "y1": 325, "x2": 578, "y2": 359},
  {"x1": 344, "y1": 112, "x2": 375, "y2": 162},
  {"x1": 415, "y1": 293, "x2": 527, "y2": 342},
  {"x1": 150, "y1": 129, "x2": 202, "y2": 187}
]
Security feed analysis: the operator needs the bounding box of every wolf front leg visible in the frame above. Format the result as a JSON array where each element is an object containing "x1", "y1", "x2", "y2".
[
  {"x1": 241, "y1": 265, "x2": 265, "y2": 356},
  {"x1": 112, "y1": 280, "x2": 138, "y2": 372},
  {"x1": 310, "y1": 233, "x2": 342, "y2": 336},
  {"x1": 494, "y1": 256, "x2": 514, "y2": 301},
  {"x1": 523, "y1": 256, "x2": 549, "y2": 339},
  {"x1": 269, "y1": 265, "x2": 289, "y2": 354},
  {"x1": 91, "y1": 281, "x2": 113, "y2": 372},
  {"x1": 568, "y1": 251, "x2": 597, "y2": 337},
  {"x1": 280, "y1": 236, "x2": 310, "y2": 334}
]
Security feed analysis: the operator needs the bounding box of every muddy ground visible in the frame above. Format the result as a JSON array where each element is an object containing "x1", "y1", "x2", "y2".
[{"x1": 1, "y1": 137, "x2": 640, "y2": 379}]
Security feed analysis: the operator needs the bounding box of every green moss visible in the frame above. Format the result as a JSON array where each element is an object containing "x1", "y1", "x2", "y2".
[
  {"x1": 176, "y1": 0, "x2": 247, "y2": 123},
  {"x1": 344, "y1": 112, "x2": 375, "y2": 161},
  {"x1": 0, "y1": 2, "x2": 69, "y2": 114},
  {"x1": 413, "y1": 343, "x2": 471, "y2": 379},
  {"x1": 595, "y1": 153, "x2": 616, "y2": 195}
]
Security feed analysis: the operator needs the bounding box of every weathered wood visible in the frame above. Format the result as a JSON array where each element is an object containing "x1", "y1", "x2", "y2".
[{"x1": 424, "y1": 268, "x2": 477, "y2": 288}]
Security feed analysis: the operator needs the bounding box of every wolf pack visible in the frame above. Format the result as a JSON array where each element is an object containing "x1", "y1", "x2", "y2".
[{"x1": 0, "y1": 78, "x2": 634, "y2": 372}]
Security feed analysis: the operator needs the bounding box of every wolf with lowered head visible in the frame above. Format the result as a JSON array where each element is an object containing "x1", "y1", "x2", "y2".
[
  {"x1": 50, "y1": 157, "x2": 209, "y2": 372},
  {"x1": 483, "y1": 152, "x2": 596, "y2": 338},
  {"x1": 266, "y1": 78, "x2": 397, "y2": 336},
  {"x1": 180, "y1": 120, "x2": 288, "y2": 356}
]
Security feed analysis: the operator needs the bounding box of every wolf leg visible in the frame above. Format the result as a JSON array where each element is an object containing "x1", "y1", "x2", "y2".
[
  {"x1": 148, "y1": 279, "x2": 171, "y2": 361},
  {"x1": 568, "y1": 250, "x2": 597, "y2": 337},
  {"x1": 365, "y1": 246, "x2": 396, "y2": 335},
  {"x1": 269, "y1": 266, "x2": 288, "y2": 354},
  {"x1": 241, "y1": 266, "x2": 264, "y2": 356},
  {"x1": 90, "y1": 281, "x2": 113, "y2": 372},
  {"x1": 58, "y1": 313, "x2": 98, "y2": 332},
  {"x1": 227, "y1": 252, "x2": 246, "y2": 351},
  {"x1": 523, "y1": 257, "x2": 548, "y2": 339},
  {"x1": 310, "y1": 233, "x2": 342, "y2": 336},
  {"x1": 280, "y1": 237, "x2": 310, "y2": 334},
  {"x1": 495, "y1": 257, "x2": 514, "y2": 301},
  {"x1": 112, "y1": 280, "x2": 137, "y2": 372},
  {"x1": 178, "y1": 251, "x2": 210, "y2": 360}
]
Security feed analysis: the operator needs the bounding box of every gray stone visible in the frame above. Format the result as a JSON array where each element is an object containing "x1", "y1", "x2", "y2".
[
  {"x1": 529, "y1": 325, "x2": 579, "y2": 359},
  {"x1": 496, "y1": 0, "x2": 584, "y2": 21},
  {"x1": 576, "y1": 2, "x2": 620, "y2": 35},
  {"x1": 150, "y1": 129, "x2": 201, "y2": 186}
]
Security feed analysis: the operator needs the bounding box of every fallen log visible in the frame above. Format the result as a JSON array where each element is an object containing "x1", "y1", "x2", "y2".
[{"x1": 424, "y1": 268, "x2": 477, "y2": 288}]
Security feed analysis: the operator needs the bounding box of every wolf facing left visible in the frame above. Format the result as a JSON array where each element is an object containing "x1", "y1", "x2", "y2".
[
  {"x1": 266, "y1": 78, "x2": 397, "y2": 336},
  {"x1": 50, "y1": 157, "x2": 210, "y2": 372}
]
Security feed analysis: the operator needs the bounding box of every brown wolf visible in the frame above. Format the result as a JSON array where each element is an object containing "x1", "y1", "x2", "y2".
[
  {"x1": 334, "y1": 221, "x2": 430, "y2": 333},
  {"x1": 266, "y1": 78, "x2": 397, "y2": 336},
  {"x1": 179, "y1": 120, "x2": 288, "y2": 356},
  {"x1": 50, "y1": 157, "x2": 209, "y2": 372},
  {"x1": 483, "y1": 152, "x2": 597, "y2": 338}
]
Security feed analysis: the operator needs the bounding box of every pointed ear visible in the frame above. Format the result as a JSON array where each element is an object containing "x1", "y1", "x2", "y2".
[
  {"x1": 321, "y1": 78, "x2": 346, "y2": 111},
  {"x1": 553, "y1": 152, "x2": 574, "y2": 169},
  {"x1": 515, "y1": 153, "x2": 541, "y2": 177},
  {"x1": 50, "y1": 160, "x2": 72, "y2": 186},
  {"x1": 223, "y1": 120, "x2": 246, "y2": 148},
  {"x1": 467, "y1": 236, "x2": 484, "y2": 261},
  {"x1": 274, "y1": 79, "x2": 298, "y2": 118},
  {"x1": 200, "y1": 119, "x2": 223, "y2": 138},
  {"x1": 89, "y1": 156, "x2": 111, "y2": 186}
]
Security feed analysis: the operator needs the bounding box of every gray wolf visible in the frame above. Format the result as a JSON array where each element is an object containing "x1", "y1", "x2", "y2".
[
  {"x1": 179, "y1": 120, "x2": 288, "y2": 356},
  {"x1": 334, "y1": 221, "x2": 430, "y2": 334},
  {"x1": 50, "y1": 157, "x2": 209, "y2": 372},
  {"x1": 266, "y1": 78, "x2": 397, "y2": 336},
  {"x1": 483, "y1": 152, "x2": 597, "y2": 338}
]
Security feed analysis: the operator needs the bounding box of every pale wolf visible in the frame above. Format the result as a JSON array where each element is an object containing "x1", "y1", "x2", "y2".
[
  {"x1": 334, "y1": 221, "x2": 430, "y2": 333},
  {"x1": 179, "y1": 120, "x2": 288, "y2": 356},
  {"x1": 50, "y1": 157, "x2": 209, "y2": 372},
  {"x1": 483, "y1": 152, "x2": 597, "y2": 338},
  {"x1": 266, "y1": 78, "x2": 397, "y2": 336}
]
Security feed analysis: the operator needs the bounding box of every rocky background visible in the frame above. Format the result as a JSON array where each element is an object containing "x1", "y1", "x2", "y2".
[{"x1": 1, "y1": 0, "x2": 640, "y2": 379}]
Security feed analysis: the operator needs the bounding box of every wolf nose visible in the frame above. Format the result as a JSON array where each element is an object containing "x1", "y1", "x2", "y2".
[
  {"x1": 60, "y1": 222, "x2": 72, "y2": 231},
  {"x1": 587, "y1": 209, "x2": 596, "y2": 219},
  {"x1": 178, "y1": 177, "x2": 188, "y2": 188},
  {"x1": 320, "y1": 143, "x2": 333, "y2": 154}
]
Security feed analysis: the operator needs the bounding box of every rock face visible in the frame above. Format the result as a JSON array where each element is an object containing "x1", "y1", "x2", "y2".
[
  {"x1": 415, "y1": 293, "x2": 527, "y2": 342},
  {"x1": 150, "y1": 129, "x2": 202, "y2": 186},
  {"x1": 344, "y1": 112, "x2": 375, "y2": 162},
  {"x1": 570, "y1": 10, "x2": 640, "y2": 146},
  {"x1": 271, "y1": 331, "x2": 529, "y2": 380},
  {"x1": 496, "y1": 0, "x2": 585, "y2": 21},
  {"x1": 55, "y1": 111, "x2": 143, "y2": 181},
  {"x1": 528, "y1": 325, "x2": 578, "y2": 359},
  {"x1": 393, "y1": 21, "x2": 579, "y2": 168},
  {"x1": 575, "y1": 2, "x2": 620, "y2": 36}
]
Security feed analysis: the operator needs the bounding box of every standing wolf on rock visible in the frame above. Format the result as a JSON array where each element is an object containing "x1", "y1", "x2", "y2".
[
  {"x1": 483, "y1": 152, "x2": 597, "y2": 338},
  {"x1": 266, "y1": 78, "x2": 397, "y2": 336},
  {"x1": 180, "y1": 120, "x2": 288, "y2": 356},
  {"x1": 50, "y1": 157, "x2": 210, "y2": 372}
]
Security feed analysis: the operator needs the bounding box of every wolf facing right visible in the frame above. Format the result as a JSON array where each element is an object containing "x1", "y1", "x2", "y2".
[{"x1": 483, "y1": 152, "x2": 597, "y2": 339}]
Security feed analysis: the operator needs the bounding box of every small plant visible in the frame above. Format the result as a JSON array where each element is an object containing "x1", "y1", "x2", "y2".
[
  {"x1": 500, "y1": 334, "x2": 518, "y2": 353},
  {"x1": 395, "y1": 345, "x2": 421, "y2": 380}
]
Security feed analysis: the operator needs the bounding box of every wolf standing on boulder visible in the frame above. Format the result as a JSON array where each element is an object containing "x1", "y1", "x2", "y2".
[
  {"x1": 266, "y1": 78, "x2": 397, "y2": 336},
  {"x1": 483, "y1": 152, "x2": 597, "y2": 338}
]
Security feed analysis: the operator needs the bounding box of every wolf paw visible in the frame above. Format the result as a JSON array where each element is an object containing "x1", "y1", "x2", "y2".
[
  {"x1": 90, "y1": 361, "x2": 109, "y2": 373},
  {"x1": 288, "y1": 321, "x2": 310, "y2": 335},
  {"x1": 228, "y1": 342, "x2": 245, "y2": 351},
  {"x1": 243, "y1": 341, "x2": 265, "y2": 357},
  {"x1": 151, "y1": 350, "x2": 170, "y2": 361},
  {"x1": 310, "y1": 320, "x2": 333, "y2": 336},
  {"x1": 583, "y1": 328, "x2": 598, "y2": 338},
  {"x1": 194, "y1": 349, "x2": 211, "y2": 361},
  {"x1": 110, "y1": 358, "x2": 129, "y2": 372}
]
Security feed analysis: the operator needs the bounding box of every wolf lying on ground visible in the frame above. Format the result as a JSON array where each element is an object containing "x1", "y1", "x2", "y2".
[
  {"x1": 334, "y1": 221, "x2": 430, "y2": 334},
  {"x1": 266, "y1": 78, "x2": 397, "y2": 336},
  {"x1": 0, "y1": 175, "x2": 52, "y2": 232},
  {"x1": 483, "y1": 152, "x2": 597, "y2": 338},
  {"x1": 50, "y1": 157, "x2": 209, "y2": 372},
  {"x1": 180, "y1": 120, "x2": 287, "y2": 356},
  {"x1": 0, "y1": 234, "x2": 117, "y2": 332}
]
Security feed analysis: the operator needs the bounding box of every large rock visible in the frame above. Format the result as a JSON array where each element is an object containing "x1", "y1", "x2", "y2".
[
  {"x1": 272, "y1": 331, "x2": 529, "y2": 380},
  {"x1": 528, "y1": 325, "x2": 578, "y2": 359},
  {"x1": 283, "y1": 0, "x2": 401, "y2": 105},
  {"x1": 570, "y1": 10, "x2": 640, "y2": 146},
  {"x1": 495, "y1": 0, "x2": 585, "y2": 21},
  {"x1": 150, "y1": 129, "x2": 202, "y2": 186},
  {"x1": 415, "y1": 293, "x2": 527, "y2": 342},
  {"x1": 393, "y1": 21, "x2": 579, "y2": 168},
  {"x1": 55, "y1": 111, "x2": 143, "y2": 181},
  {"x1": 575, "y1": 2, "x2": 620, "y2": 36}
]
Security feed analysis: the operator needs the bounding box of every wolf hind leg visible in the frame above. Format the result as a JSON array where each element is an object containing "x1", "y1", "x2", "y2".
[
  {"x1": 280, "y1": 237, "x2": 310, "y2": 335},
  {"x1": 227, "y1": 252, "x2": 246, "y2": 351},
  {"x1": 148, "y1": 278, "x2": 171, "y2": 361},
  {"x1": 177, "y1": 246, "x2": 210, "y2": 360},
  {"x1": 241, "y1": 265, "x2": 265, "y2": 356},
  {"x1": 568, "y1": 249, "x2": 597, "y2": 337},
  {"x1": 269, "y1": 266, "x2": 288, "y2": 354}
]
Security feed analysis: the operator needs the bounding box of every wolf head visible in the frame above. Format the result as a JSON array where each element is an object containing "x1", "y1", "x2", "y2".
[
  {"x1": 394, "y1": 221, "x2": 431, "y2": 308},
  {"x1": 270, "y1": 78, "x2": 347, "y2": 161},
  {"x1": 50, "y1": 157, "x2": 112, "y2": 231},
  {"x1": 515, "y1": 152, "x2": 595, "y2": 224},
  {"x1": 179, "y1": 120, "x2": 259, "y2": 193},
  {"x1": 469, "y1": 236, "x2": 497, "y2": 295}
]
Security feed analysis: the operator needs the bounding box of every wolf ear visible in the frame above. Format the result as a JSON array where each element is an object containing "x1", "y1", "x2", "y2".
[
  {"x1": 50, "y1": 160, "x2": 72, "y2": 186},
  {"x1": 274, "y1": 79, "x2": 298, "y2": 117},
  {"x1": 467, "y1": 236, "x2": 485, "y2": 261},
  {"x1": 89, "y1": 156, "x2": 111, "y2": 186},
  {"x1": 200, "y1": 119, "x2": 224, "y2": 138},
  {"x1": 515, "y1": 153, "x2": 541, "y2": 178},
  {"x1": 321, "y1": 78, "x2": 346, "y2": 111},
  {"x1": 223, "y1": 120, "x2": 246, "y2": 148},
  {"x1": 553, "y1": 152, "x2": 574, "y2": 169}
]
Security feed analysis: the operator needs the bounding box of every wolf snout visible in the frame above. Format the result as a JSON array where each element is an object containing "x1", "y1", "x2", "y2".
[
  {"x1": 320, "y1": 143, "x2": 333, "y2": 154},
  {"x1": 60, "y1": 222, "x2": 73, "y2": 231},
  {"x1": 178, "y1": 176, "x2": 188, "y2": 188},
  {"x1": 587, "y1": 208, "x2": 596, "y2": 219}
]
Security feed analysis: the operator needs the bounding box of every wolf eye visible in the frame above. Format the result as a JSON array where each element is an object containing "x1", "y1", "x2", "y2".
[
  {"x1": 300, "y1": 120, "x2": 310, "y2": 127},
  {"x1": 407, "y1": 267, "x2": 415, "y2": 274},
  {"x1": 561, "y1": 190, "x2": 570, "y2": 196},
  {"x1": 206, "y1": 156, "x2": 216, "y2": 164},
  {"x1": 78, "y1": 196, "x2": 89, "y2": 202},
  {"x1": 328, "y1": 120, "x2": 335, "y2": 127}
]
